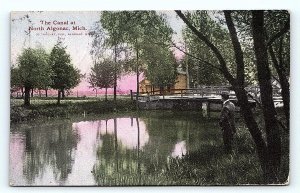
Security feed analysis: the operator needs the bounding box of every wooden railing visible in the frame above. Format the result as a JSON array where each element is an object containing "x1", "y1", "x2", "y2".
[{"x1": 131, "y1": 85, "x2": 282, "y2": 101}]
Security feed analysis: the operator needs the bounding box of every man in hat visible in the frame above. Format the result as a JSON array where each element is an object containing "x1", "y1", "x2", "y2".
[{"x1": 219, "y1": 92, "x2": 236, "y2": 152}]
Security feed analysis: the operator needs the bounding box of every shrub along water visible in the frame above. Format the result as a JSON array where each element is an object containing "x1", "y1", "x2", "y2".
[{"x1": 10, "y1": 98, "x2": 136, "y2": 122}]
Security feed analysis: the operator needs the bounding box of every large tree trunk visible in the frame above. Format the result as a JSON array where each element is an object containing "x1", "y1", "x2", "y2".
[
  {"x1": 268, "y1": 38, "x2": 290, "y2": 129},
  {"x1": 234, "y1": 87, "x2": 269, "y2": 179},
  {"x1": 252, "y1": 10, "x2": 281, "y2": 183},
  {"x1": 24, "y1": 86, "x2": 31, "y2": 106},
  {"x1": 225, "y1": 11, "x2": 271, "y2": 181},
  {"x1": 45, "y1": 88, "x2": 48, "y2": 97},
  {"x1": 31, "y1": 88, "x2": 34, "y2": 97},
  {"x1": 21, "y1": 87, "x2": 24, "y2": 98},
  {"x1": 62, "y1": 89, "x2": 65, "y2": 99},
  {"x1": 57, "y1": 89, "x2": 61, "y2": 105}
]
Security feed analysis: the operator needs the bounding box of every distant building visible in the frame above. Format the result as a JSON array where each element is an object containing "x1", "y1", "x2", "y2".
[{"x1": 139, "y1": 71, "x2": 187, "y2": 94}]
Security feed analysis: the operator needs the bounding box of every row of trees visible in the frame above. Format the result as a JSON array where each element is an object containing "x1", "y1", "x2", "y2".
[
  {"x1": 11, "y1": 42, "x2": 81, "y2": 106},
  {"x1": 88, "y1": 11, "x2": 178, "y2": 102},
  {"x1": 175, "y1": 10, "x2": 289, "y2": 183}
]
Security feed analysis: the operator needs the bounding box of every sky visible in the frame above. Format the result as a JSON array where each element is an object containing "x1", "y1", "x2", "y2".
[{"x1": 11, "y1": 11, "x2": 185, "y2": 95}]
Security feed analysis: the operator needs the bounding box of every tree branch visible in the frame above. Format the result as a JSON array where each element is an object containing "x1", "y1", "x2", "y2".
[
  {"x1": 267, "y1": 18, "x2": 290, "y2": 46},
  {"x1": 268, "y1": 45, "x2": 280, "y2": 70},
  {"x1": 175, "y1": 10, "x2": 235, "y2": 85},
  {"x1": 170, "y1": 42, "x2": 222, "y2": 71},
  {"x1": 278, "y1": 36, "x2": 289, "y2": 77},
  {"x1": 224, "y1": 10, "x2": 245, "y2": 86}
]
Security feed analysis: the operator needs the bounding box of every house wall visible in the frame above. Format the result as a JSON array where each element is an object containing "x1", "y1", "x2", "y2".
[
  {"x1": 139, "y1": 74, "x2": 187, "y2": 94},
  {"x1": 173, "y1": 74, "x2": 187, "y2": 90}
]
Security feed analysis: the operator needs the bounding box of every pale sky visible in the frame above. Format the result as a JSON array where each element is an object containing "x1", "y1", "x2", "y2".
[
  {"x1": 11, "y1": 11, "x2": 184, "y2": 75},
  {"x1": 11, "y1": 11, "x2": 185, "y2": 93},
  {"x1": 11, "y1": 11, "x2": 100, "y2": 75}
]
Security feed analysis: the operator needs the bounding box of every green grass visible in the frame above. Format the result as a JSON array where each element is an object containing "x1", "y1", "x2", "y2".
[{"x1": 10, "y1": 98, "x2": 136, "y2": 122}]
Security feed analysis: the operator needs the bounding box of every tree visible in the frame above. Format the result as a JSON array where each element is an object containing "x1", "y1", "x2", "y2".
[
  {"x1": 10, "y1": 66, "x2": 23, "y2": 97},
  {"x1": 227, "y1": 10, "x2": 290, "y2": 128},
  {"x1": 181, "y1": 11, "x2": 257, "y2": 87},
  {"x1": 50, "y1": 42, "x2": 81, "y2": 104},
  {"x1": 182, "y1": 11, "x2": 228, "y2": 86},
  {"x1": 251, "y1": 10, "x2": 283, "y2": 181},
  {"x1": 142, "y1": 44, "x2": 178, "y2": 93},
  {"x1": 89, "y1": 18, "x2": 131, "y2": 102},
  {"x1": 175, "y1": 10, "x2": 289, "y2": 183},
  {"x1": 265, "y1": 11, "x2": 290, "y2": 129},
  {"x1": 17, "y1": 48, "x2": 52, "y2": 106},
  {"x1": 99, "y1": 11, "x2": 173, "y2": 103},
  {"x1": 89, "y1": 59, "x2": 115, "y2": 101}
]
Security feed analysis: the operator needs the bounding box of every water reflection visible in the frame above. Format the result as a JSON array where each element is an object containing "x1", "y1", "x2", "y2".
[
  {"x1": 171, "y1": 141, "x2": 187, "y2": 158},
  {"x1": 73, "y1": 117, "x2": 149, "y2": 150},
  {"x1": 10, "y1": 112, "x2": 216, "y2": 186},
  {"x1": 10, "y1": 122, "x2": 79, "y2": 186}
]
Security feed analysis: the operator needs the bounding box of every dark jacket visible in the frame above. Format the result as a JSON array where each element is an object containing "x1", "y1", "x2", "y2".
[{"x1": 219, "y1": 100, "x2": 236, "y2": 135}]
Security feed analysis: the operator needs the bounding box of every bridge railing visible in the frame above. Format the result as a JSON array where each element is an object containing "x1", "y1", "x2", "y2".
[
  {"x1": 245, "y1": 86, "x2": 282, "y2": 101},
  {"x1": 131, "y1": 86, "x2": 232, "y2": 101},
  {"x1": 132, "y1": 85, "x2": 282, "y2": 102}
]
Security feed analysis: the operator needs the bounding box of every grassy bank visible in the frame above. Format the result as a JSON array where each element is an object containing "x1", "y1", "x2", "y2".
[
  {"x1": 10, "y1": 98, "x2": 136, "y2": 122},
  {"x1": 164, "y1": 124, "x2": 289, "y2": 185}
]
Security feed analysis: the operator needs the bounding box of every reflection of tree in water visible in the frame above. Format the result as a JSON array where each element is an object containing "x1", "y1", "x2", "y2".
[
  {"x1": 23, "y1": 122, "x2": 79, "y2": 185},
  {"x1": 92, "y1": 112, "x2": 218, "y2": 185},
  {"x1": 139, "y1": 114, "x2": 187, "y2": 173},
  {"x1": 93, "y1": 118, "x2": 144, "y2": 185},
  {"x1": 139, "y1": 112, "x2": 219, "y2": 175}
]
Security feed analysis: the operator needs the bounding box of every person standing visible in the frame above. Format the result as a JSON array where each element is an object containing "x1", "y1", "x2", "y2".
[{"x1": 219, "y1": 92, "x2": 236, "y2": 153}]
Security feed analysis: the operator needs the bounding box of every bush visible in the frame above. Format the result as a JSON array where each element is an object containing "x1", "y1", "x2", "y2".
[{"x1": 10, "y1": 99, "x2": 136, "y2": 123}]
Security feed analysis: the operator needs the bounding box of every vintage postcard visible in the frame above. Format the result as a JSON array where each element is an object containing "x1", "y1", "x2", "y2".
[{"x1": 10, "y1": 10, "x2": 289, "y2": 186}]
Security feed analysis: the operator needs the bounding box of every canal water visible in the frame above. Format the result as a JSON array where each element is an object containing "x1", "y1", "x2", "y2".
[{"x1": 10, "y1": 111, "x2": 220, "y2": 186}]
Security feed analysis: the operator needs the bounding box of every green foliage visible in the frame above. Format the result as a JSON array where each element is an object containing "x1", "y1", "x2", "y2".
[
  {"x1": 99, "y1": 11, "x2": 174, "y2": 75},
  {"x1": 183, "y1": 11, "x2": 228, "y2": 86},
  {"x1": 17, "y1": 47, "x2": 52, "y2": 89},
  {"x1": 265, "y1": 10, "x2": 290, "y2": 76},
  {"x1": 89, "y1": 59, "x2": 115, "y2": 90},
  {"x1": 142, "y1": 44, "x2": 178, "y2": 88},
  {"x1": 50, "y1": 42, "x2": 81, "y2": 91},
  {"x1": 10, "y1": 66, "x2": 23, "y2": 91},
  {"x1": 183, "y1": 11, "x2": 258, "y2": 86},
  {"x1": 10, "y1": 98, "x2": 136, "y2": 122},
  {"x1": 100, "y1": 11, "x2": 173, "y2": 48}
]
